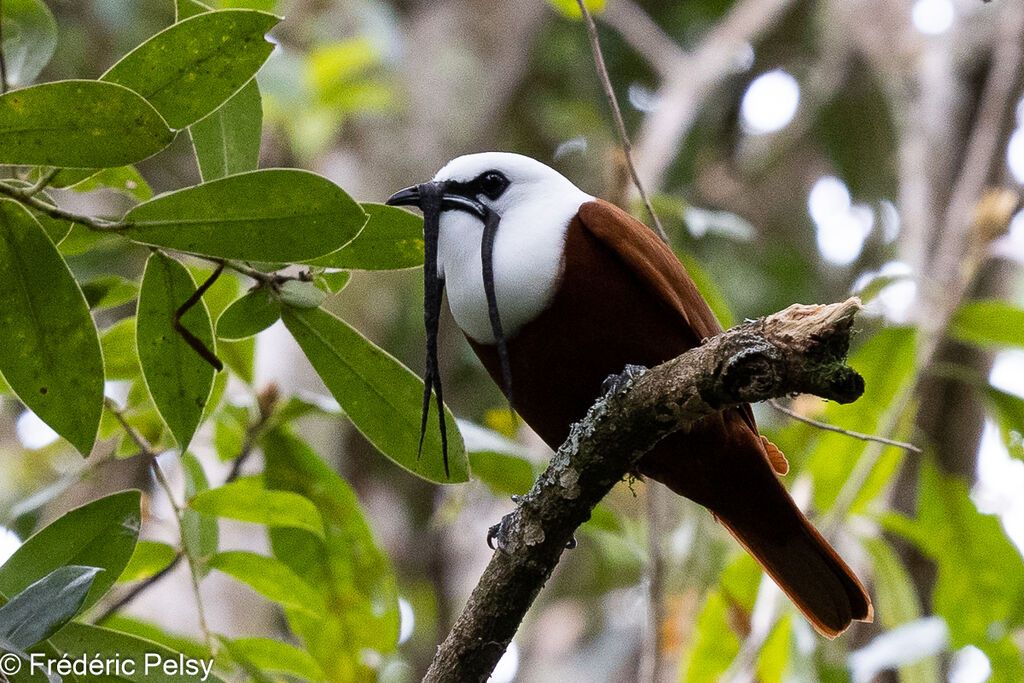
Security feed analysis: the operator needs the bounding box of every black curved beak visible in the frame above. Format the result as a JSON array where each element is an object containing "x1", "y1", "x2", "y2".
[{"x1": 386, "y1": 182, "x2": 489, "y2": 220}]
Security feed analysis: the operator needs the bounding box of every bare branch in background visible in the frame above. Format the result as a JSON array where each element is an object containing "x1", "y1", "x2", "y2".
[
  {"x1": 575, "y1": 0, "x2": 668, "y2": 243},
  {"x1": 609, "y1": 0, "x2": 796, "y2": 194}
]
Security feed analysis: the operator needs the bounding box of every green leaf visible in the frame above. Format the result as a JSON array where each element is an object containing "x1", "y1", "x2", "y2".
[
  {"x1": 176, "y1": 0, "x2": 213, "y2": 21},
  {"x1": 951, "y1": 299, "x2": 1024, "y2": 350},
  {"x1": 101, "y1": 318, "x2": 141, "y2": 381},
  {"x1": 0, "y1": 565, "x2": 101, "y2": 650},
  {"x1": 306, "y1": 204, "x2": 424, "y2": 270},
  {"x1": 0, "y1": 81, "x2": 174, "y2": 167},
  {"x1": 223, "y1": 637, "x2": 324, "y2": 682},
  {"x1": 188, "y1": 482, "x2": 325, "y2": 538},
  {"x1": 799, "y1": 327, "x2": 917, "y2": 511},
  {"x1": 101, "y1": 9, "x2": 278, "y2": 129},
  {"x1": 0, "y1": 0, "x2": 57, "y2": 88},
  {"x1": 548, "y1": 0, "x2": 605, "y2": 19},
  {"x1": 1, "y1": 181, "x2": 74, "y2": 243},
  {"x1": 47, "y1": 622, "x2": 226, "y2": 683},
  {"x1": 207, "y1": 551, "x2": 324, "y2": 614},
  {"x1": 468, "y1": 451, "x2": 535, "y2": 496},
  {"x1": 0, "y1": 199, "x2": 103, "y2": 456},
  {"x1": 216, "y1": 288, "x2": 280, "y2": 340},
  {"x1": 181, "y1": 453, "x2": 218, "y2": 572},
  {"x1": 984, "y1": 386, "x2": 1024, "y2": 463},
  {"x1": 98, "y1": 615, "x2": 209, "y2": 661},
  {"x1": 82, "y1": 275, "x2": 139, "y2": 311},
  {"x1": 0, "y1": 491, "x2": 141, "y2": 612},
  {"x1": 190, "y1": 80, "x2": 262, "y2": 180},
  {"x1": 882, "y1": 462, "x2": 1024, "y2": 674},
  {"x1": 314, "y1": 270, "x2": 350, "y2": 293},
  {"x1": 122, "y1": 169, "x2": 366, "y2": 262},
  {"x1": 137, "y1": 252, "x2": 216, "y2": 451},
  {"x1": 118, "y1": 541, "x2": 178, "y2": 582},
  {"x1": 68, "y1": 166, "x2": 153, "y2": 202},
  {"x1": 756, "y1": 616, "x2": 792, "y2": 683},
  {"x1": 277, "y1": 280, "x2": 326, "y2": 308},
  {"x1": 680, "y1": 589, "x2": 742, "y2": 682},
  {"x1": 863, "y1": 537, "x2": 939, "y2": 683},
  {"x1": 263, "y1": 428, "x2": 399, "y2": 680},
  {"x1": 282, "y1": 306, "x2": 468, "y2": 483}
]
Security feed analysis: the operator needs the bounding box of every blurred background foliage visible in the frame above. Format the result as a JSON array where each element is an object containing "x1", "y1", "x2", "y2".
[{"x1": 2, "y1": 0, "x2": 1024, "y2": 681}]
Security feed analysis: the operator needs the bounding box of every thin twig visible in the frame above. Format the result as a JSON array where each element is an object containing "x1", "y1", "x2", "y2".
[
  {"x1": 768, "y1": 399, "x2": 922, "y2": 453},
  {"x1": 173, "y1": 261, "x2": 224, "y2": 371},
  {"x1": 0, "y1": 180, "x2": 124, "y2": 230},
  {"x1": 24, "y1": 168, "x2": 61, "y2": 197},
  {"x1": 0, "y1": 0, "x2": 8, "y2": 95},
  {"x1": 94, "y1": 553, "x2": 184, "y2": 625},
  {"x1": 102, "y1": 399, "x2": 213, "y2": 650},
  {"x1": 575, "y1": 0, "x2": 669, "y2": 244}
]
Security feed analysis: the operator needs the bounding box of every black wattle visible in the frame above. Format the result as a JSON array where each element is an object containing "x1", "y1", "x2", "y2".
[
  {"x1": 418, "y1": 182, "x2": 450, "y2": 478},
  {"x1": 481, "y1": 209, "x2": 513, "y2": 403}
]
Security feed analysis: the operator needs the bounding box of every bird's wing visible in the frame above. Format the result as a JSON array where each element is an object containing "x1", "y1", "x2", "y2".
[
  {"x1": 577, "y1": 199, "x2": 788, "y2": 475},
  {"x1": 577, "y1": 199, "x2": 723, "y2": 340}
]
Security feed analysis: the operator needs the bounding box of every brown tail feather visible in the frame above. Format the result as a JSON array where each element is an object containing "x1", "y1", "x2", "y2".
[
  {"x1": 719, "y1": 508, "x2": 873, "y2": 638},
  {"x1": 637, "y1": 411, "x2": 872, "y2": 638}
]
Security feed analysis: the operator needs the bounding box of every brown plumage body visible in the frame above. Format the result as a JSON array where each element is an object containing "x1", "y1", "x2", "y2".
[{"x1": 469, "y1": 199, "x2": 873, "y2": 637}]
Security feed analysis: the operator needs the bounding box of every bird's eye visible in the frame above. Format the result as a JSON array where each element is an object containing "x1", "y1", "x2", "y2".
[{"x1": 477, "y1": 171, "x2": 509, "y2": 200}]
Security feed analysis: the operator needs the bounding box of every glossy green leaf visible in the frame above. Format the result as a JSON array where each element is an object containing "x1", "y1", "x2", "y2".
[
  {"x1": 188, "y1": 482, "x2": 325, "y2": 538},
  {"x1": 101, "y1": 318, "x2": 141, "y2": 381},
  {"x1": 122, "y1": 169, "x2": 366, "y2": 261},
  {"x1": 951, "y1": 300, "x2": 1024, "y2": 350},
  {"x1": 68, "y1": 166, "x2": 153, "y2": 202},
  {"x1": 137, "y1": 252, "x2": 216, "y2": 451},
  {"x1": 306, "y1": 204, "x2": 424, "y2": 270},
  {"x1": 0, "y1": 0, "x2": 57, "y2": 88},
  {"x1": 101, "y1": 9, "x2": 278, "y2": 129},
  {"x1": 191, "y1": 80, "x2": 262, "y2": 180},
  {"x1": 0, "y1": 81, "x2": 173, "y2": 167},
  {"x1": 216, "y1": 288, "x2": 280, "y2": 340},
  {"x1": 82, "y1": 275, "x2": 139, "y2": 311},
  {"x1": 208, "y1": 551, "x2": 324, "y2": 614},
  {"x1": 0, "y1": 199, "x2": 103, "y2": 456},
  {"x1": 47, "y1": 622, "x2": 225, "y2": 683},
  {"x1": 181, "y1": 453, "x2": 218, "y2": 572},
  {"x1": 263, "y1": 428, "x2": 399, "y2": 680},
  {"x1": 0, "y1": 491, "x2": 141, "y2": 612},
  {"x1": 0, "y1": 566, "x2": 101, "y2": 650},
  {"x1": 118, "y1": 541, "x2": 178, "y2": 582},
  {"x1": 223, "y1": 637, "x2": 324, "y2": 682},
  {"x1": 282, "y1": 306, "x2": 468, "y2": 483}
]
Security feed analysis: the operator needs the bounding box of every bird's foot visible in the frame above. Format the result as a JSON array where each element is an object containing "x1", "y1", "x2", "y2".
[
  {"x1": 601, "y1": 364, "x2": 648, "y2": 396},
  {"x1": 486, "y1": 496, "x2": 577, "y2": 551}
]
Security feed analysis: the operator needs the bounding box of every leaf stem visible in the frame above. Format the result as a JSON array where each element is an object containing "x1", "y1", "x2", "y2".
[
  {"x1": 102, "y1": 398, "x2": 214, "y2": 652},
  {"x1": 0, "y1": 179, "x2": 125, "y2": 230},
  {"x1": 768, "y1": 399, "x2": 922, "y2": 453},
  {"x1": 172, "y1": 260, "x2": 224, "y2": 371},
  {"x1": 575, "y1": 0, "x2": 669, "y2": 244},
  {"x1": 24, "y1": 168, "x2": 62, "y2": 197}
]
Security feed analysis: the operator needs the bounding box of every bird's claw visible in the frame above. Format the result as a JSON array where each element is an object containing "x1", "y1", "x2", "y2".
[
  {"x1": 601, "y1": 364, "x2": 648, "y2": 396},
  {"x1": 487, "y1": 514, "x2": 514, "y2": 551}
]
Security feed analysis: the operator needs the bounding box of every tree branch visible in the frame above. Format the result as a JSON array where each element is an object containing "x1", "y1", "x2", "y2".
[{"x1": 423, "y1": 298, "x2": 866, "y2": 683}]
